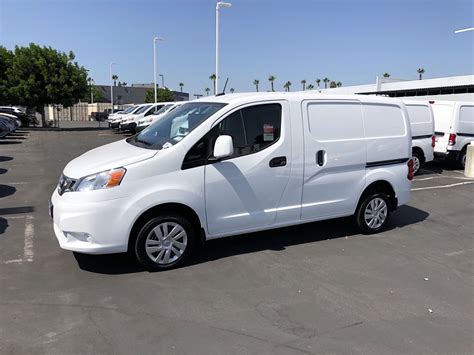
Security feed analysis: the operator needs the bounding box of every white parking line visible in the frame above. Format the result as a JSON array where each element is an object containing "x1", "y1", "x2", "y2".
[
  {"x1": 445, "y1": 248, "x2": 473, "y2": 257},
  {"x1": 24, "y1": 215, "x2": 34, "y2": 262},
  {"x1": 412, "y1": 181, "x2": 474, "y2": 191}
]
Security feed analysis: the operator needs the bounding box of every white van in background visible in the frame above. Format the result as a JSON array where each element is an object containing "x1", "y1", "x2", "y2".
[
  {"x1": 120, "y1": 103, "x2": 166, "y2": 133},
  {"x1": 51, "y1": 93, "x2": 412, "y2": 270},
  {"x1": 109, "y1": 105, "x2": 142, "y2": 129},
  {"x1": 403, "y1": 100, "x2": 435, "y2": 175},
  {"x1": 432, "y1": 101, "x2": 474, "y2": 168},
  {"x1": 136, "y1": 102, "x2": 184, "y2": 132}
]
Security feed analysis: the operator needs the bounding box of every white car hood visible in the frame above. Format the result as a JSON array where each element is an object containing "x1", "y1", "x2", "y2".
[{"x1": 63, "y1": 139, "x2": 157, "y2": 178}]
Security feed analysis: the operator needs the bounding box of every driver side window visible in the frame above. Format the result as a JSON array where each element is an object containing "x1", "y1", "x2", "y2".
[{"x1": 181, "y1": 103, "x2": 282, "y2": 169}]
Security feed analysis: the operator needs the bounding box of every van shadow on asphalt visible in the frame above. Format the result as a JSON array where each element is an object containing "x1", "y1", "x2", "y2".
[
  {"x1": 73, "y1": 205, "x2": 429, "y2": 275},
  {"x1": 0, "y1": 185, "x2": 16, "y2": 198},
  {"x1": 0, "y1": 156, "x2": 14, "y2": 162},
  {"x1": 418, "y1": 160, "x2": 462, "y2": 176}
]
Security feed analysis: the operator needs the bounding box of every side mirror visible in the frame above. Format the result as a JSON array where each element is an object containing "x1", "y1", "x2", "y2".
[{"x1": 213, "y1": 135, "x2": 234, "y2": 159}]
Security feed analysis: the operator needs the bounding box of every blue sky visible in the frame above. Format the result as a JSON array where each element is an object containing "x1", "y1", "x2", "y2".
[{"x1": 1, "y1": 0, "x2": 473, "y2": 96}]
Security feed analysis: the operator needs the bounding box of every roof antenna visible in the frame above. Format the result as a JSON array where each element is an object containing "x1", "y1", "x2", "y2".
[{"x1": 216, "y1": 78, "x2": 229, "y2": 96}]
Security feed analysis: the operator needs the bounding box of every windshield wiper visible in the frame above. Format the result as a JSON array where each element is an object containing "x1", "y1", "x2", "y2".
[{"x1": 135, "y1": 138, "x2": 151, "y2": 146}]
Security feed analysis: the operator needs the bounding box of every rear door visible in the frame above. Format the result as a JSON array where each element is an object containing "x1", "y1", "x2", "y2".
[
  {"x1": 432, "y1": 103, "x2": 454, "y2": 153},
  {"x1": 301, "y1": 100, "x2": 366, "y2": 220},
  {"x1": 205, "y1": 102, "x2": 292, "y2": 235}
]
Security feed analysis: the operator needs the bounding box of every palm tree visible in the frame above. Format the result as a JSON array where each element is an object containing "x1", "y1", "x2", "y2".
[
  {"x1": 283, "y1": 81, "x2": 291, "y2": 92},
  {"x1": 383, "y1": 73, "x2": 390, "y2": 78},
  {"x1": 417, "y1": 67, "x2": 425, "y2": 80},
  {"x1": 112, "y1": 74, "x2": 118, "y2": 86},
  {"x1": 306, "y1": 84, "x2": 314, "y2": 90},
  {"x1": 253, "y1": 79, "x2": 260, "y2": 92},
  {"x1": 323, "y1": 77, "x2": 330, "y2": 89},
  {"x1": 205, "y1": 87, "x2": 210, "y2": 96},
  {"x1": 179, "y1": 82, "x2": 184, "y2": 92},
  {"x1": 336, "y1": 81, "x2": 342, "y2": 87},
  {"x1": 209, "y1": 74, "x2": 217, "y2": 94},
  {"x1": 268, "y1": 75, "x2": 276, "y2": 92},
  {"x1": 301, "y1": 79, "x2": 307, "y2": 91},
  {"x1": 230, "y1": 88, "x2": 235, "y2": 94},
  {"x1": 316, "y1": 78, "x2": 321, "y2": 89}
]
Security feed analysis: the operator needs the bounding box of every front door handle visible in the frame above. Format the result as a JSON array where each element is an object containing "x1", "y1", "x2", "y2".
[
  {"x1": 269, "y1": 156, "x2": 287, "y2": 168},
  {"x1": 316, "y1": 150, "x2": 326, "y2": 166}
]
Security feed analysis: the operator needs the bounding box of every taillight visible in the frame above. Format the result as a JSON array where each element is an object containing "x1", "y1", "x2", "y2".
[
  {"x1": 431, "y1": 135, "x2": 436, "y2": 148},
  {"x1": 448, "y1": 133, "x2": 456, "y2": 146},
  {"x1": 407, "y1": 159, "x2": 414, "y2": 181}
]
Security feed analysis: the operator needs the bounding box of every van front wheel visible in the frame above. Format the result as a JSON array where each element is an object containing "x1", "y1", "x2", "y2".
[
  {"x1": 135, "y1": 215, "x2": 196, "y2": 270},
  {"x1": 355, "y1": 193, "x2": 391, "y2": 234}
]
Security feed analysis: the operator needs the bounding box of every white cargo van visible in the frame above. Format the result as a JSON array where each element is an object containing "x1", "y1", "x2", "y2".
[
  {"x1": 50, "y1": 93, "x2": 413, "y2": 270},
  {"x1": 136, "y1": 102, "x2": 184, "y2": 132},
  {"x1": 120, "y1": 103, "x2": 166, "y2": 133},
  {"x1": 403, "y1": 100, "x2": 435, "y2": 175},
  {"x1": 432, "y1": 101, "x2": 474, "y2": 168}
]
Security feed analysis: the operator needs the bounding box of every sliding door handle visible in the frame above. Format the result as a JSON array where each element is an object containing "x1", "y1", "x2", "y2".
[{"x1": 316, "y1": 150, "x2": 326, "y2": 166}]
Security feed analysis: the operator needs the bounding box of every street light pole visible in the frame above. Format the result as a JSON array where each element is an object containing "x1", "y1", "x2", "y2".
[
  {"x1": 110, "y1": 62, "x2": 117, "y2": 112},
  {"x1": 215, "y1": 2, "x2": 232, "y2": 95},
  {"x1": 153, "y1": 37, "x2": 164, "y2": 103},
  {"x1": 159, "y1": 74, "x2": 165, "y2": 88}
]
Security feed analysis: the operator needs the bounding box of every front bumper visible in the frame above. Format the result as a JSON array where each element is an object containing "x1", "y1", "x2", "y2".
[
  {"x1": 51, "y1": 189, "x2": 130, "y2": 254},
  {"x1": 121, "y1": 122, "x2": 137, "y2": 132}
]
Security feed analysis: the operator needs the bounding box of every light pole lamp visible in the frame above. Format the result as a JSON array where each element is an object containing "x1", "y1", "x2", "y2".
[
  {"x1": 159, "y1": 74, "x2": 165, "y2": 88},
  {"x1": 215, "y1": 1, "x2": 232, "y2": 95},
  {"x1": 110, "y1": 62, "x2": 117, "y2": 112},
  {"x1": 454, "y1": 27, "x2": 474, "y2": 33},
  {"x1": 153, "y1": 37, "x2": 164, "y2": 103}
]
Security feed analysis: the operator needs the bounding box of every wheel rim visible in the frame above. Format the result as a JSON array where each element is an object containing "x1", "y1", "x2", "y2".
[
  {"x1": 412, "y1": 155, "x2": 421, "y2": 174},
  {"x1": 145, "y1": 222, "x2": 188, "y2": 265},
  {"x1": 364, "y1": 197, "x2": 388, "y2": 229}
]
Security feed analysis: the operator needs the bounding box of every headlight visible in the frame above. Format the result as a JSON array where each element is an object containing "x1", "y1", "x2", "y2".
[{"x1": 74, "y1": 168, "x2": 126, "y2": 192}]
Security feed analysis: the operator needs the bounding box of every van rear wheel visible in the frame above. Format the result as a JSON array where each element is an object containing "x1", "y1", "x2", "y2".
[
  {"x1": 411, "y1": 152, "x2": 422, "y2": 175},
  {"x1": 135, "y1": 215, "x2": 196, "y2": 271},
  {"x1": 355, "y1": 193, "x2": 391, "y2": 234}
]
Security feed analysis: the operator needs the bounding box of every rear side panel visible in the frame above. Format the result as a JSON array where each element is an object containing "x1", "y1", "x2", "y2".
[
  {"x1": 406, "y1": 103, "x2": 435, "y2": 163},
  {"x1": 432, "y1": 103, "x2": 455, "y2": 153}
]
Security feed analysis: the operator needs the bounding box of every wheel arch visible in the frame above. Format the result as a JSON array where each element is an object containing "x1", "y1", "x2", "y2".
[
  {"x1": 356, "y1": 180, "x2": 397, "y2": 212},
  {"x1": 128, "y1": 202, "x2": 204, "y2": 253},
  {"x1": 412, "y1": 146, "x2": 425, "y2": 163}
]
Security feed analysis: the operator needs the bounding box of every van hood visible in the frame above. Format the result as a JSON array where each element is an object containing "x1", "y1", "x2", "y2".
[{"x1": 63, "y1": 139, "x2": 157, "y2": 178}]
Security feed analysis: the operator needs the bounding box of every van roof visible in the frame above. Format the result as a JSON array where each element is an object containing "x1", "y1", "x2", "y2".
[{"x1": 193, "y1": 92, "x2": 405, "y2": 106}]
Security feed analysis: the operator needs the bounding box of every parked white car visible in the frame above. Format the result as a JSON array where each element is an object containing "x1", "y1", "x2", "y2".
[
  {"x1": 51, "y1": 93, "x2": 413, "y2": 270},
  {"x1": 108, "y1": 106, "x2": 138, "y2": 129},
  {"x1": 136, "y1": 102, "x2": 184, "y2": 132},
  {"x1": 403, "y1": 100, "x2": 435, "y2": 175},
  {"x1": 432, "y1": 101, "x2": 474, "y2": 168},
  {"x1": 120, "y1": 103, "x2": 166, "y2": 133}
]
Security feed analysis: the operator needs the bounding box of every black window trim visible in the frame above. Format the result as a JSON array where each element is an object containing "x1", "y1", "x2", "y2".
[{"x1": 181, "y1": 101, "x2": 284, "y2": 170}]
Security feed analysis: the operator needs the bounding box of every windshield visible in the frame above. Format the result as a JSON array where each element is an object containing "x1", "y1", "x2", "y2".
[
  {"x1": 122, "y1": 106, "x2": 136, "y2": 114},
  {"x1": 155, "y1": 104, "x2": 174, "y2": 115},
  {"x1": 128, "y1": 102, "x2": 226, "y2": 149},
  {"x1": 135, "y1": 105, "x2": 153, "y2": 114}
]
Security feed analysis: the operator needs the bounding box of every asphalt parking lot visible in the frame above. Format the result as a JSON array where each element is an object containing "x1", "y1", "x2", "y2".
[{"x1": 1, "y1": 126, "x2": 473, "y2": 354}]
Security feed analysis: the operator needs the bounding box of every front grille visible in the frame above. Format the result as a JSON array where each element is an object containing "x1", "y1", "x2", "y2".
[{"x1": 58, "y1": 174, "x2": 77, "y2": 196}]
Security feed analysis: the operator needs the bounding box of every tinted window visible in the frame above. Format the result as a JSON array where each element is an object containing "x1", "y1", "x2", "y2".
[
  {"x1": 182, "y1": 103, "x2": 281, "y2": 168},
  {"x1": 135, "y1": 105, "x2": 152, "y2": 114}
]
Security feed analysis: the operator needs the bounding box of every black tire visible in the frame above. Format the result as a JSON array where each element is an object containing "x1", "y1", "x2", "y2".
[
  {"x1": 459, "y1": 149, "x2": 466, "y2": 169},
  {"x1": 412, "y1": 151, "x2": 423, "y2": 176},
  {"x1": 135, "y1": 214, "x2": 196, "y2": 271},
  {"x1": 355, "y1": 193, "x2": 391, "y2": 234}
]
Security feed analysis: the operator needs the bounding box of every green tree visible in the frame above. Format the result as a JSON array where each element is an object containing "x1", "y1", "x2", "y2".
[
  {"x1": 283, "y1": 81, "x2": 291, "y2": 92},
  {"x1": 329, "y1": 81, "x2": 337, "y2": 88},
  {"x1": 83, "y1": 86, "x2": 103, "y2": 103},
  {"x1": 209, "y1": 74, "x2": 216, "y2": 94},
  {"x1": 316, "y1": 78, "x2": 321, "y2": 88},
  {"x1": 145, "y1": 87, "x2": 174, "y2": 103},
  {"x1": 417, "y1": 67, "x2": 425, "y2": 80},
  {"x1": 383, "y1": 72, "x2": 390, "y2": 78},
  {"x1": 253, "y1": 79, "x2": 260, "y2": 92},
  {"x1": 336, "y1": 81, "x2": 342, "y2": 87},
  {"x1": 323, "y1": 77, "x2": 330, "y2": 88},
  {"x1": 306, "y1": 84, "x2": 314, "y2": 90},
  {"x1": 205, "y1": 87, "x2": 211, "y2": 96},
  {"x1": 268, "y1": 75, "x2": 276, "y2": 92},
  {"x1": 179, "y1": 82, "x2": 184, "y2": 92},
  {"x1": 230, "y1": 88, "x2": 235, "y2": 93},
  {"x1": 0, "y1": 47, "x2": 14, "y2": 104},
  {"x1": 301, "y1": 79, "x2": 306, "y2": 91},
  {"x1": 5, "y1": 43, "x2": 88, "y2": 126}
]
